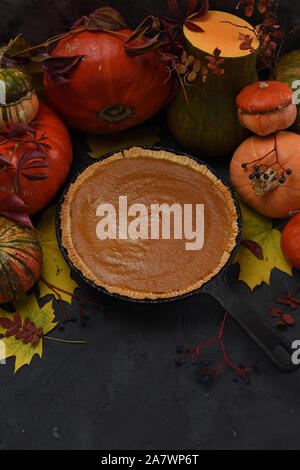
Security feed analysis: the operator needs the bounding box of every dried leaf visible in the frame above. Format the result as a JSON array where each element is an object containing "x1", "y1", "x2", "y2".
[
  {"x1": 88, "y1": 7, "x2": 127, "y2": 30},
  {"x1": 124, "y1": 34, "x2": 163, "y2": 56},
  {"x1": 168, "y1": 0, "x2": 183, "y2": 18},
  {"x1": 0, "y1": 294, "x2": 56, "y2": 373},
  {"x1": 282, "y1": 313, "x2": 295, "y2": 326},
  {"x1": 37, "y1": 205, "x2": 78, "y2": 304},
  {"x1": 41, "y1": 54, "x2": 84, "y2": 86},
  {"x1": 0, "y1": 34, "x2": 28, "y2": 66},
  {"x1": 73, "y1": 7, "x2": 127, "y2": 31},
  {"x1": 123, "y1": 26, "x2": 150, "y2": 45},
  {"x1": 234, "y1": 198, "x2": 292, "y2": 290},
  {"x1": 184, "y1": 21, "x2": 205, "y2": 32},
  {"x1": 0, "y1": 194, "x2": 33, "y2": 229},
  {"x1": 241, "y1": 240, "x2": 264, "y2": 259},
  {"x1": 186, "y1": 0, "x2": 198, "y2": 17}
]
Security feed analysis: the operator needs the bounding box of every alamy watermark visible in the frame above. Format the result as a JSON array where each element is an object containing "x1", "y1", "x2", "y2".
[
  {"x1": 292, "y1": 80, "x2": 300, "y2": 105},
  {"x1": 0, "y1": 340, "x2": 6, "y2": 365},
  {"x1": 95, "y1": 196, "x2": 205, "y2": 251}
]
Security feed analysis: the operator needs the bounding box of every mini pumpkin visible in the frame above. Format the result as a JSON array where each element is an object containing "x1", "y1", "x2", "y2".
[
  {"x1": 0, "y1": 215, "x2": 42, "y2": 304},
  {"x1": 0, "y1": 67, "x2": 39, "y2": 132},
  {"x1": 236, "y1": 81, "x2": 297, "y2": 136},
  {"x1": 230, "y1": 131, "x2": 300, "y2": 219}
]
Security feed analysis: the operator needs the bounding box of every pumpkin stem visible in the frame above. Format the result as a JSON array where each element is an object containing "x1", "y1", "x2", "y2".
[{"x1": 252, "y1": 167, "x2": 280, "y2": 196}]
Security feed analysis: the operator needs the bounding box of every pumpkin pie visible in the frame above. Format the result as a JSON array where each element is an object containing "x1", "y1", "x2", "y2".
[{"x1": 60, "y1": 148, "x2": 239, "y2": 299}]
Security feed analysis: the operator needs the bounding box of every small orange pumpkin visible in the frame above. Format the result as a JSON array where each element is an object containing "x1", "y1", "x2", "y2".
[
  {"x1": 281, "y1": 214, "x2": 300, "y2": 269},
  {"x1": 236, "y1": 81, "x2": 297, "y2": 136},
  {"x1": 230, "y1": 131, "x2": 300, "y2": 218}
]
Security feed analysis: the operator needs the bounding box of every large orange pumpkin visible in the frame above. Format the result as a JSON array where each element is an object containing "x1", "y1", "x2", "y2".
[
  {"x1": 0, "y1": 215, "x2": 42, "y2": 304},
  {"x1": 43, "y1": 29, "x2": 173, "y2": 134},
  {"x1": 0, "y1": 103, "x2": 73, "y2": 215},
  {"x1": 230, "y1": 131, "x2": 300, "y2": 218}
]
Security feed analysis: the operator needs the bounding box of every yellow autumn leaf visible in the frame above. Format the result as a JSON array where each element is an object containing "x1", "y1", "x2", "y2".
[
  {"x1": 234, "y1": 199, "x2": 292, "y2": 290},
  {"x1": 87, "y1": 123, "x2": 161, "y2": 159},
  {"x1": 0, "y1": 294, "x2": 56, "y2": 373},
  {"x1": 37, "y1": 204, "x2": 78, "y2": 304}
]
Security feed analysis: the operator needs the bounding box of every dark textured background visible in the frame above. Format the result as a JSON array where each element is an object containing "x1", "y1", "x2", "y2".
[{"x1": 0, "y1": 0, "x2": 300, "y2": 451}]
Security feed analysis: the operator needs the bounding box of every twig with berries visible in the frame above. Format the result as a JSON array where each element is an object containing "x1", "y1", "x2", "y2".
[
  {"x1": 241, "y1": 133, "x2": 292, "y2": 197},
  {"x1": 175, "y1": 312, "x2": 253, "y2": 384}
]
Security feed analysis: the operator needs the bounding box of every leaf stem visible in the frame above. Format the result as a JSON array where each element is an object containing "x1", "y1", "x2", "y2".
[{"x1": 44, "y1": 335, "x2": 87, "y2": 344}]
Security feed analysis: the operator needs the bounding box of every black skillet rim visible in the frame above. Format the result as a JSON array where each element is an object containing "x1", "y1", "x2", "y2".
[{"x1": 56, "y1": 146, "x2": 242, "y2": 304}]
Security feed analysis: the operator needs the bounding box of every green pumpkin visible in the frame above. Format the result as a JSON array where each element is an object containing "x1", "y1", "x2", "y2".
[
  {"x1": 276, "y1": 50, "x2": 300, "y2": 134},
  {"x1": 0, "y1": 67, "x2": 39, "y2": 131},
  {"x1": 167, "y1": 10, "x2": 259, "y2": 159}
]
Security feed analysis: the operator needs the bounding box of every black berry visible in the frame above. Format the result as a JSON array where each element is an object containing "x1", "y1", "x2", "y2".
[
  {"x1": 264, "y1": 173, "x2": 270, "y2": 180},
  {"x1": 286, "y1": 169, "x2": 292, "y2": 175},
  {"x1": 241, "y1": 163, "x2": 247, "y2": 169},
  {"x1": 175, "y1": 357, "x2": 182, "y2": 367},
  {"x1": 83, "y1": 312, "x2": 90, "y2": 321},
  {"x1": 249, "y1": 173, "x2": 255, "y2": 180}
]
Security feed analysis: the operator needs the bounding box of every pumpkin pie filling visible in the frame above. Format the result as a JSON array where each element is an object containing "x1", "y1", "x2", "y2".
[{"x1": 60, "y1": 148, "x2": 238, "y2": 299}]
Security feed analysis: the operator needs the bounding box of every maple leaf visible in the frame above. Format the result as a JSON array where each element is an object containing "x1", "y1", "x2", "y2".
[
  {"x1": 37, "y1": 205, "x2": 78, "y2": 304},
  {"x1": 0, "y1": 294, "x2": 56, "y2": 373},
  {"x1": 234, "y1": 198, "x2": 292, "y2": 290},
  {"x1": 87, "y1": 123, "x2": 161, "y2": 159}
]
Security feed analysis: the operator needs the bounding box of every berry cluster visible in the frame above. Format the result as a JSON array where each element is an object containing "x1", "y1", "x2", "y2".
[
  {"x1": 241, "y1": 134, "x2": 292, "y2": 185},
  {"x1": 242, "y1": 163, "x2": 292, "y2": 184}
]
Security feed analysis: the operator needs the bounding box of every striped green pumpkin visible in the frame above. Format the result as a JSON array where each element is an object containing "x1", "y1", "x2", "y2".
[
  {"x1": 0, "y1": 215, "x2": 42, "y2": 304},
  {"x1": 0, "y1": 67, "x2": 39, "y2": 131}
]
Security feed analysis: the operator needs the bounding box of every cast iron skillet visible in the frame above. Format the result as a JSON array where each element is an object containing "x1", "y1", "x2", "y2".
[{"x1": 56, "y1": 146, "x2": 299, "y2": 373}]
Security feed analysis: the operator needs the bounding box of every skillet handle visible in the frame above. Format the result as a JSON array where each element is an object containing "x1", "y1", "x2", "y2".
[{"x1": 202, "y1": 274, "x2": 299, "y2": 373}]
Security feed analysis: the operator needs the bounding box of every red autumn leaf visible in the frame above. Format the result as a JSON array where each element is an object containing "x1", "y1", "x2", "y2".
[
  {"x1": 15, "y1": 329, "x2": 27, "y2": 340},
  {"x1": 123, "y1": 26, "x2": 150, "y2": 45},
  {"x1": 5, "y1": 325, "x2": 20, "y2": 337},
  {"x1": 30, "y1": 334, "x2": 40, "y2": 345},
  {"x1": 124, "y1": 34, "x2": 164, "y2": 56},
  {"x1": 282, "y1": 313, "x2": 295, "y2": 326},
  {"x1": 186, "y1": 0, "x2": 198, "y2": 17},
  {"x1": 275, "y1": 320, "x2": 286, "y2": 328},
  {"x1": 270, "y1": 307, "x2": 283, "y2": 318},
  {"x1": 0, "y1": 317, "x2": 14, "y2": 329},
  {"x1": 23, "y1": 317, "x2": 31, "y2": 330},
  {"x1": 13, "y1": 313, "x2": 21, "y2": 327},
  {"x1": 168, "y1": 0, "x2": 183, "y2": 18},
  {"x1": 0, "y1": 194, "x2": 33, "y2": 229},
  {"x1": 22, "y1": 333, "x2": 34, "y2": 344},
  {"x1": 36, "y1": 327, "x2": 43, "y2": 337},
  {"x1": 241, "y1": 240, "x2": 264, "y2": 260},
  {"x1": 184, "y1": 21, "x2": 205, "y2": 32}
]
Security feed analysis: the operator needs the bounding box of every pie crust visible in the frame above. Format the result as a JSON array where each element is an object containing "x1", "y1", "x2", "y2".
[{"x1": 60, "y1": 147, "x2": 239, "y2": 299}]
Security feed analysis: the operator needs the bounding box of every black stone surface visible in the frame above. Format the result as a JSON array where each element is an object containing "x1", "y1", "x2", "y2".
[{"x1": 0, "y1": 0, "x2": 300, "y2": 451}]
